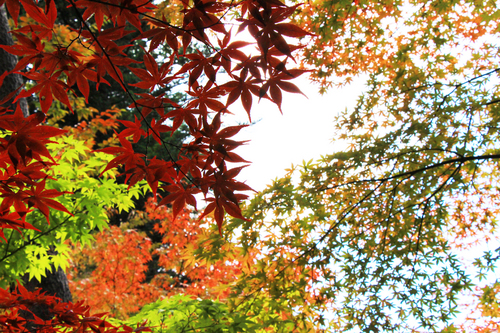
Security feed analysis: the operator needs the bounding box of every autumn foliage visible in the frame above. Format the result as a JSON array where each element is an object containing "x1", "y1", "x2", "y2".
[
  {"x1": 3, "y1": 0, "x2": 498, "y2": 330},
  {"x1": 147, "y1": 198, "x2": 243, "y2": 299},
  {"x1": 68, "y1": 226, "x2": 159, "y2": 319},
  {"x1": 0, "y1": 0, "x2": 309, "y2": 236},
  {"x1": 0, "y1": 283, "x2": 154, "y2": 333},
  {"x1": 0, "y1": 0, "x2": 309, "y2": 329},
  {"x1": 68, "y1": 199, "x2": 244, "y2": 319}
]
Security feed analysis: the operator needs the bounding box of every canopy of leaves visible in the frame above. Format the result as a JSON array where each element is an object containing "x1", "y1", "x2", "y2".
[
  {"x1": 293, "y1": 0, "x2": 499, "y2": 89},
  {"x1": 0, "y1": 0, "x2": 309, "y2": 235},
  {"x1": 7, "y1": 0, "x2": 500, "y2": 330},
  {"x1": 0, "y1": 0, "x2": 312, "y2": 330},
  {"x1": 205, "y1": 0, "x2": 500, "y2": 331}
]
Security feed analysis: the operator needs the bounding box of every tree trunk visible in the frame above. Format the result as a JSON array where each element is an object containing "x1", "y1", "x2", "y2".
[
  {"x1": 0, "y1": 4, "x2": 28, "y2": 116},
  {"x1": 18, "y1": 266, "x2": 73, "y2": 331},
  {"x1": 22, "y1": 265, "x2": 74, "y2": 313}
]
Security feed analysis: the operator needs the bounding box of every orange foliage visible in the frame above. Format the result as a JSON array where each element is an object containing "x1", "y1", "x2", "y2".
[
  {"x1": 67, "y1": 200, "x2": 244, "y2": 318},
  {"x1": 146, "y1": 197, "x2": 242, "y2": 300},
  {"x1": 295, "y1": 1, "x2": 499, "y2": 89},
  {"x1": 455, "y1": 283, "x2": 500, "y2": 332},
  {"x1": 68, "y1": 226, "x2": 160, "y2": 319}
]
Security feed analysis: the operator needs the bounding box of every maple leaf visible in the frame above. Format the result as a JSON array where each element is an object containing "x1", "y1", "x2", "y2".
[
  {"x1": 17, "y1": 71, "x2": 73, "y2": 114},
  {"x1": 130, "y1": 51, "x2": 178, "y2": 91},
  {"x1": 158, "y1": 183, "x2": 200, "y2": 220},
  {"x1": 144, "y1": 158, "x2": 176, "y2": 196},
  {"x1": 199, "y1": 113, "x2": 249, "y2": 164},
  {"x1": 1, "y1": 0, "x2": 21, "y2": 25},
  {"x1": 98, "y1": 134, "x2": 146, "y2": 175},
  {"x1": 39, "y1": 46, "x2": 82, "y2": 77},
  {"x1": 0, "y1": 188, "x2": 29, "y2": 216},
  {"x1": 215, "y1": 37, "x2": 253, "y2": 74},
  {"x1": 24, "y1": 179, "x2": 73, "y2": 223},
  {"x1": 0, "y1": 30, "x2": 45, "y2": 72},
  {"x1": 0, "y1": 211, "x2": 39, "y2": 242},
  {"x1": 199, "y1": 165, "x2": 253, "y2": 233},
  {"x1": 107, "y1": 0, "x2": 156, "y2": 31},
  {"x1": 181, "y1": 0, "x2": 228, "y2": 42},
  {"x1": 164, "y1": 107, "x2": 200, "y2": 133},
  {"x1": 132, "y1": 93, "x2": 179, "y2": 118},
  {"x1": 260, "y1": 68, "x2": 309, "y2": 111},
  {"x1": 231, "y1": 55, "x2": 264, "y2": 81},
  {"x1": 139, "y1": 22, "x2": 179, "y2": 54},
  {"x1": 238, "y1": 4, "x2": 309, "y2": 58},
  {"x1": 66, "y1": 65, "x2": 110, "y2": 103},
  {"x1": 221, "y1": 72, "x2": 261, "y2": 120},
  {"x1": 178, "y1": 51, "x2": 218, "y2": 87},
  {"x1": 186, "y1": 82, "x2": 228, "y2": 116},
  {"x1": 149, "y1": 117, "x2": 172, "y2": 145},
  {"x1": 177, "y1": 155, "x2": 205, "y2": 181},
  {"x1": 73, "y1": 0, "x2": 110, "y2": 31},
  {"x1": 0, "y1": 108, "x2": 66, "y2": 167},
  {"x1": 20, "y1": 0, "x2": 57, "y2": 30},
  {"x1": 118, "y1": 116, "x2": 146, "y2": 143}
]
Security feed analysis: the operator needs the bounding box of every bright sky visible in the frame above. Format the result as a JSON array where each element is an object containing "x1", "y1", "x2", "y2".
[{"x1": 232, "y1": 76, "x2": 365, "y2": 192}]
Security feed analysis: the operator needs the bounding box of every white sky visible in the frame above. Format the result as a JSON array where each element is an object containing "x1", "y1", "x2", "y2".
[{"x1": 231, "y1": 76, "x2": 365, "y2": 192}]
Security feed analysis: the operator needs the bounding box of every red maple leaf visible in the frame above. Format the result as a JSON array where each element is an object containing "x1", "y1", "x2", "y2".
[
  {"x1": 24, "y1": 179, "x2": 73, "y2": 223},
  {"x1": 158, "y1": 183, "x2": 200, "y2": 220},
  {"x1": 0, "y1": 108, "x2": 66, "y2": 167},
  {"x1": 98, "y1": 134, "x2": 145, "y2": 175},
  {"x1": 199, "y1": 165, "x2": 254, "y2": 233},
  {"x1": 221, "y1": 72, "x2": 261, "y2": 120},
  {"x1": 130, "y1": 51, "x2": 178, "y2": 91},
  {"x1": 149, "y1": 117, "x2": 172, "y2": 145},
  {"x1": 138, "y1": 22, "x2": 179, "y2": 53},
  {"x1": 118, "y1": 116, "x2": 146, "y2": 143},
  {"x1": 260, "y1": 68, "x2": 308, "y2": 111},
  {"x1": 238, "y1": 4, "x2": 309, "y2": 58},
  {"x1": 18, "y1": 71, "x2": 73, "y2": 114},
  {"x1": 0, "y1": 211, "x2": 39, "y2": 242}
]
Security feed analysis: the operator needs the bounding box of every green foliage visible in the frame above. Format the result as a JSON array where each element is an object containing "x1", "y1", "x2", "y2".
[
  {"x1": 479, "y1": 282, "x2": 500, "y2": 318},
  {"x1": 212, "y1": 0, "x2": 500, "y2": 331},
  {"x1": 118, "y1": 295, "x2": 259, "y2": 333},
  {"x1": 0, "y1": 135, "x2": 148, "y2": 287}
]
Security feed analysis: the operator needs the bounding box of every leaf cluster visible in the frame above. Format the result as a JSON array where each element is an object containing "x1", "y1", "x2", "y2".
[
  {"x1": 0, "y1": 135, "x2": 146, "y2": 287},
  {"x1": 0, "y1": 0, "x2": 310, "y2": 234}
]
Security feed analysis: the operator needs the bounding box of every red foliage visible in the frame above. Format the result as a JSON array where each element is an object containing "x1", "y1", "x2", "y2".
[
  {"x1": 0, "y1": 107, "x2": 69, "y2": 240},
  {"x1": 0, "y1": 283, "x2": 151, "y2": 332},
  {"x1": 0, "y1": 0, "x2": 307, "y2": 235},
  {"x1": 0, "y1": 0, "x2": 308, "y2": 328}
]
